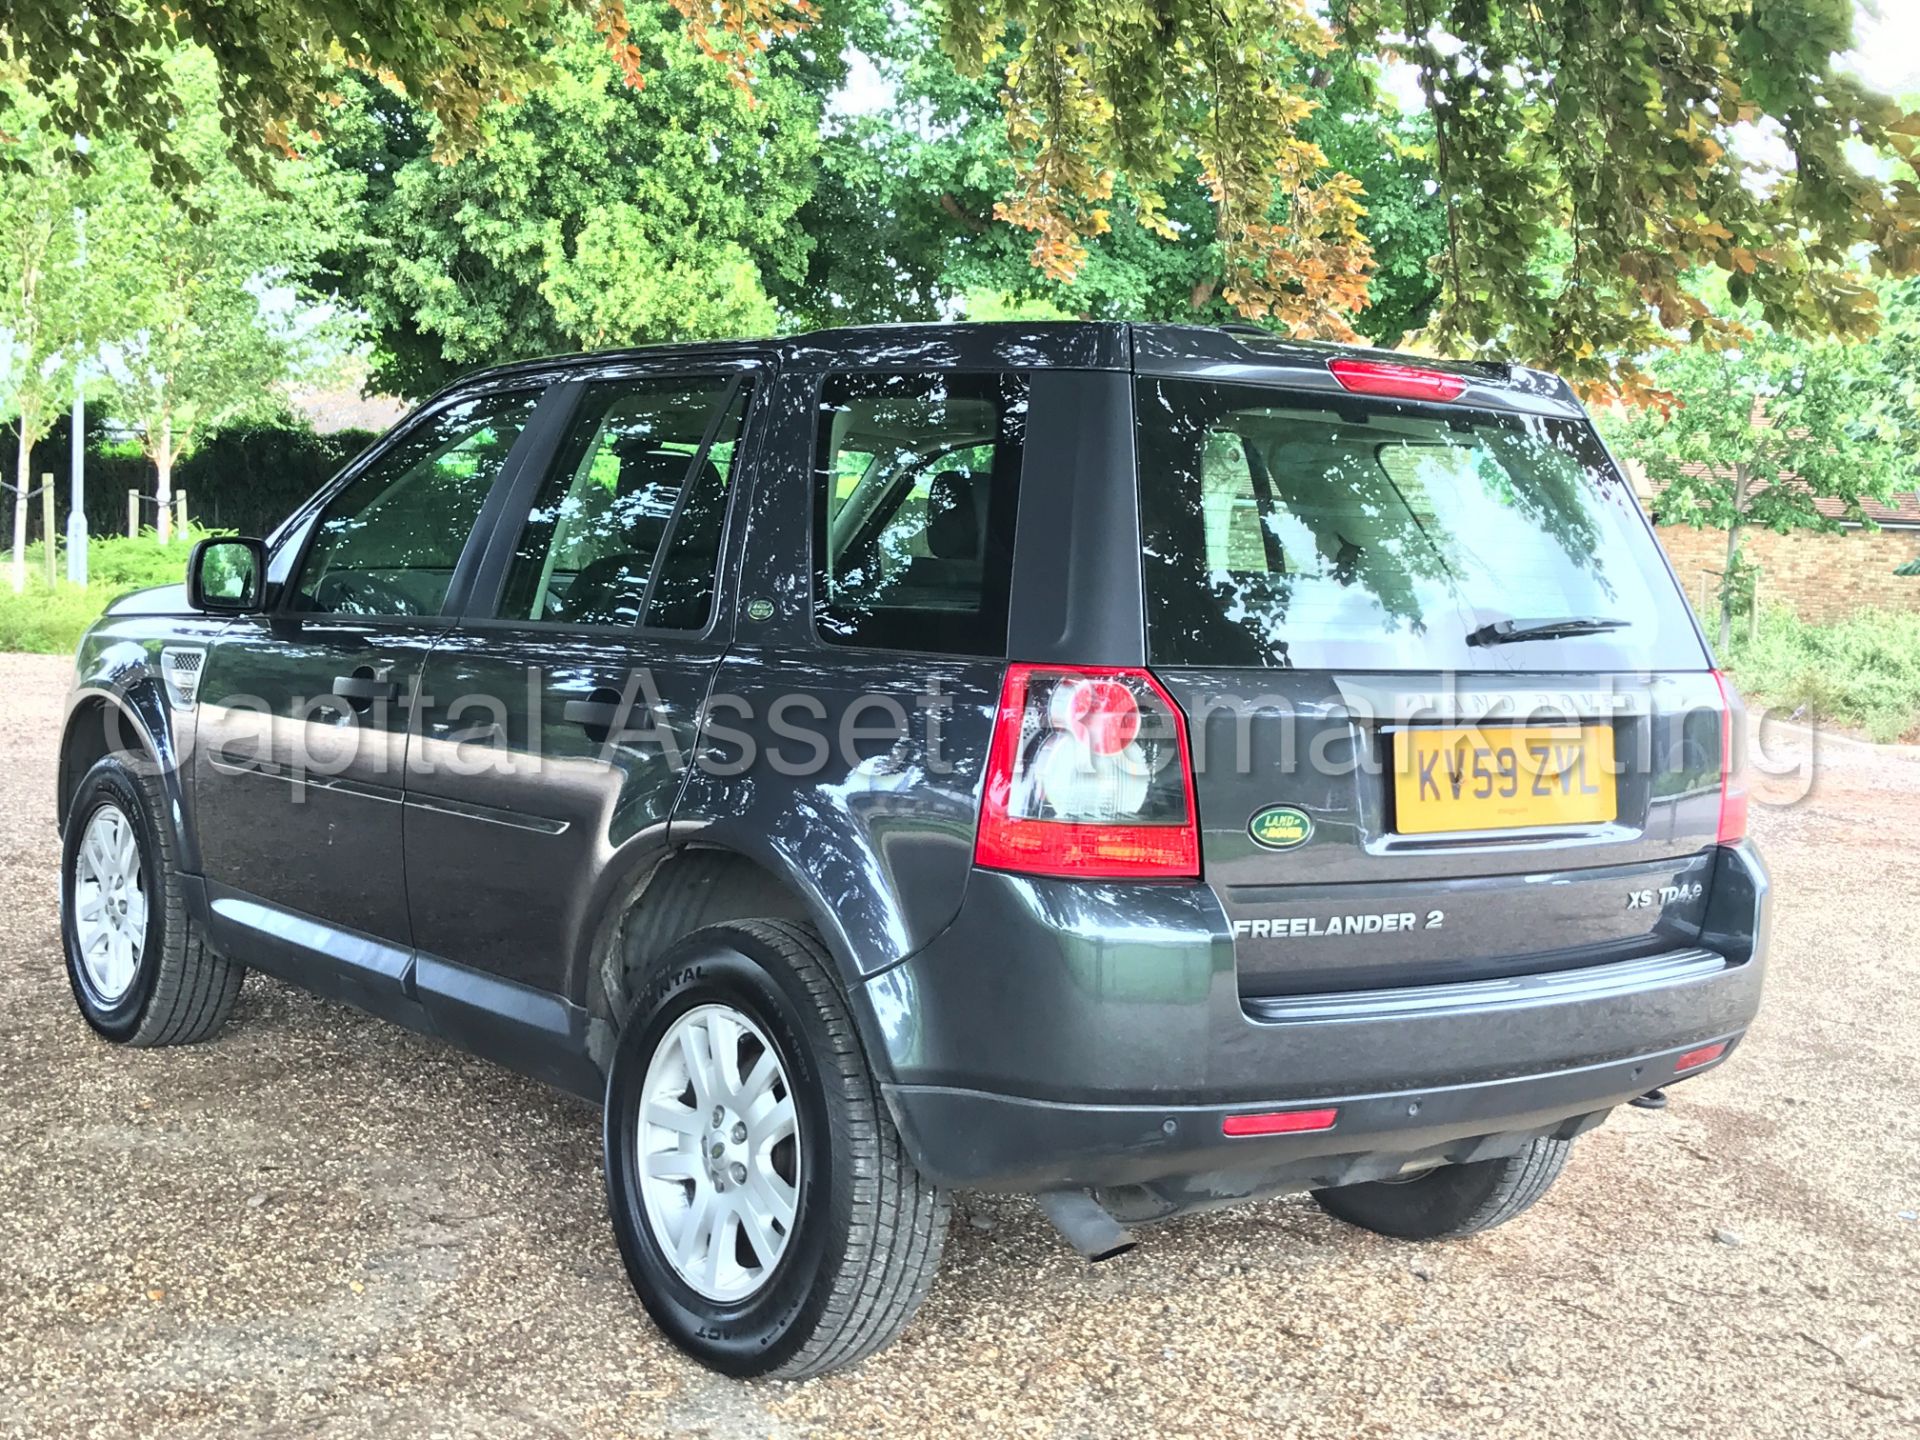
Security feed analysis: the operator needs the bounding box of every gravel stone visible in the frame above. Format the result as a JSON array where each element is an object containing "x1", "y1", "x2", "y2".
[{"x1": 3, "y1": 652, "x2": 1916, "y2": 1438}]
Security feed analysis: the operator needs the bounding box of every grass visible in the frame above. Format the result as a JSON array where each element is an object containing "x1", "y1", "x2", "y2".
[
  {"x1": 0, "y1": 532, "x2": 208, "y2": 655},
  {"x1": 1721, "y1": 605, "x2": 1920, "y2": 744}
]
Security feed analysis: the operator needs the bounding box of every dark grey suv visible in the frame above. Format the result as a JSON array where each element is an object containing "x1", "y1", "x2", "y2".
[{"x1": 56, "y1": 323, "x2": 1768, "y2": 1377}]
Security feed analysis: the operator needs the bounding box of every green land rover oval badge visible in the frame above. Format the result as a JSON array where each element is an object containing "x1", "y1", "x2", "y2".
[
  {"x1": 744, "y1": 598, "x2": 775, "y2": 622},
  {"x1": 1248, "y1": 805, "x2": 1312, "y2": 851}
]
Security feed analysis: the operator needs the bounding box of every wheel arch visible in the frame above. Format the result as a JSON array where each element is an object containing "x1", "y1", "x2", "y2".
[
  {"x1": 58, "y1": 681, "x2": 201, "y2": 876},
  {"x1": 578, "y1": 840, "x2": 899, "y2": 1085}
]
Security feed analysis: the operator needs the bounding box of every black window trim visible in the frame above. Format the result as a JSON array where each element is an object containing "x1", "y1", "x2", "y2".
[
  {"x1": 809, "y1": 367, "x2": 1028, "y2": 659},
  {"x1": 453, "y1": 358, "x2": 768, "y2": 644}
]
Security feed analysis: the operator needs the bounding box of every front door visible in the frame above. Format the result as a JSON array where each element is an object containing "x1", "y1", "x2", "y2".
[
  {"x1": 192, "y1": 387, "x2": 549, "y2": 988},
  {"x1": 402, "y1": 369, "x2": 757, "y2": 1019}
]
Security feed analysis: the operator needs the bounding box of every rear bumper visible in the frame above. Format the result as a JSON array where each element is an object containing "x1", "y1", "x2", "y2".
[{"x1": 867, "y1": 842, "x2": 1769, "y2": 1201}]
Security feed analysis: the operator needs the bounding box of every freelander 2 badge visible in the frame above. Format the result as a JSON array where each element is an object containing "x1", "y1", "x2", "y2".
[{"x1": 1248, "y1": 804, "x2": 1313, "y2": 851}]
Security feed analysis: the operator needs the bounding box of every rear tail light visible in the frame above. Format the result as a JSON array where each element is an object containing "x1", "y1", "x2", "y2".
[
  {"x1": 1222, "y1": 1107, "x2": 1340, "y2": 1137},
  {"x1": 1675, "y1": 1041, "x2": 1728, "y2": 1073},
  {"x1": 1328, "y1": 357, "x2": 1468, "y2": 403},
  {"x1": 1712, "y1": 669, "x2": 1749, "y2": 844},
  {"x1": 974, "y1": 663, "x2": 1200, "y2": 879}
]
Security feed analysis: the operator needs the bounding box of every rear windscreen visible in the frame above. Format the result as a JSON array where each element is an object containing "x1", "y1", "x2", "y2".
[{"x1": 1134, "y1": 378, "x2": 1709, "y2": 671}]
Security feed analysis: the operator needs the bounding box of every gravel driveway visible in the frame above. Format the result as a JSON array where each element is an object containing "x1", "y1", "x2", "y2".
[{"x1": 2, "y1": 650, "x2": 1915, "y2": 1438}]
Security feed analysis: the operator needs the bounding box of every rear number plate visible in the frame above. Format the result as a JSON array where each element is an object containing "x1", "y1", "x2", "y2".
[{"x1": 1394, "y1": 725, "x2": 1616, "y2": 835}]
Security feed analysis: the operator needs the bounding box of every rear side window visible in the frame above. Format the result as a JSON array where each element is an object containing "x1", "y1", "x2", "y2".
[
  {"x1": 497, "y1": 376, "x2": 749, "y2": 630},
  {"x1": 1135, "y1": 378, "x2": 1708, "y2": 671},
  {"x1": 814, "y1": 372, "x2": 1027, "y2": 654}
]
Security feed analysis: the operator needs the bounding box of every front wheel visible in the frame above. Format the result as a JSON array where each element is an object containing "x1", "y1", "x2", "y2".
[
  {"x1": 1311, "y1": 1136, "x2": 1572, "y2": 1240},
  {"x1": 60, "y1": 754, "x2": 245, "y2": 1046},
  {"x1": 603, "y1": 919, "x2": 948, "y2": 1378}
]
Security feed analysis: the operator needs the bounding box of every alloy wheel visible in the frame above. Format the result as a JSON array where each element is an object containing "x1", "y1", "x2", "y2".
[
  {"x1": 72, "y1": 802, "x2": 147, "y2": 1005},
  {"x1": 637, "y1": 1003, "x2": 801, "y2": 1302}
]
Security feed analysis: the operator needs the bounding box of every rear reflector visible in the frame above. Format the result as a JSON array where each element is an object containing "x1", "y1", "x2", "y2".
[
  {"x1": 1328, "y1": 357, "x2": 1468, "y2": 403},
  {"x1": 1221, "y1": 1107, "x2": 1340, "y2": 1138},
  {"x1": 1675, "y1": 1042, "x2": 1728, "y2": 1074},
  {"x1": 1711, "y1": 670, "x2": 1749, "y2": 844}
]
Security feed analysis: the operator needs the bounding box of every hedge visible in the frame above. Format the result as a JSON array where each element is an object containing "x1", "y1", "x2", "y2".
[{"x1": 6, "y1": 421, "x2": 381, "y2": 545}]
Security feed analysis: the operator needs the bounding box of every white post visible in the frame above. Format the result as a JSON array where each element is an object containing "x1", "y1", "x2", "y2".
[
  {"x1": 66, "y1": 378, "x2": 87, "y2": 585},
  {"x1": 66, "y1": 205, "x2": 88, "y2": 586}
]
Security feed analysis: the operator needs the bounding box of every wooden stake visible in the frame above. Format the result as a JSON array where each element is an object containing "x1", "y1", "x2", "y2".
[
  {"x1": 175, "y1": 489, "x2": 188, "y2": 538},
  {"x1": 41, "y1": 473, "x2": 55, "y2": 587},
  {"x1": 127, "y1": 489, "x2": 139, "y2": 539}
]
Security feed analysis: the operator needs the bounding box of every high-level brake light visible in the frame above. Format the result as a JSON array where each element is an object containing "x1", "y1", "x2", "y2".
[{"x1": 1328, "y1": 357, "x2": 1468, "y2": 403}]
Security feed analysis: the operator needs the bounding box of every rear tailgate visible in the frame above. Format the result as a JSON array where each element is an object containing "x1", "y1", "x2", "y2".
[
  {"x1": 1156, "y1": 668, "x2": 1724, "y2": 995},
  {"x1": 1132, "y1": 366, "x2": 1727, "y2": 997}
]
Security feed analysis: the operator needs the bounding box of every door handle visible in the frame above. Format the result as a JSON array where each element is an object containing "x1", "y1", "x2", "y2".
[
  {"x1": 564, "y1": 689, "x2": 679, "y2": 742},
  {"x1": 333, "y1": 668, "x2": 400, "y2": 712},
  {"x1": 562, "y1": 693, "x2": 624, "y2": 732}
]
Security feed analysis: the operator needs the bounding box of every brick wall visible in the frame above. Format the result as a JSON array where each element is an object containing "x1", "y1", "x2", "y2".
[{"x1": 1652, "y1": 522, "x2": 1920, "y2": 623}]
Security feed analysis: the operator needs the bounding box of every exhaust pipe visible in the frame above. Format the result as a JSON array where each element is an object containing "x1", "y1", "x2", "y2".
[{"x1": 1038, "y1": 1189, "x2": 1137, "y2": 1262}]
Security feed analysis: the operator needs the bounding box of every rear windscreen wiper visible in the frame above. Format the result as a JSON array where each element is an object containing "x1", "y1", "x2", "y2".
[{"x1": 1465, "y1": 615, "x2": 1630, "y2": 647}]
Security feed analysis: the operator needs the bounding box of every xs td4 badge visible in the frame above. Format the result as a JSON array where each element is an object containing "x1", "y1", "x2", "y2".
[{"x1": 1248, "y1": 804, "x2": 1312, "y2": 851}]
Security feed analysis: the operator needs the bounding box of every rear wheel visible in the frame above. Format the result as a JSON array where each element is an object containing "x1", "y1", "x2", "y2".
[
  {"x1": 60, "y1": 754, "x2": 246, "y2": 1046},
  {"x1": 603, "y1": 919, "x2": 948, "y2": 1378},
  {"x1": 1311, "y1": 1136, "x2": 1572, "y2": 1240}
]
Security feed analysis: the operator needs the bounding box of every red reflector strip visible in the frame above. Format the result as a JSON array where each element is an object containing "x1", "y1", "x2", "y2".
[
  {"x1": 1327, "y1": 357, "x2": 1468, "y2": 403},
  {"x1": 1221, "y1": 1107, "x2": 1340, "y2": 1138},
  {"x1": 1675, "y1": 1042, "x2": 1728, "y2": 1073}
]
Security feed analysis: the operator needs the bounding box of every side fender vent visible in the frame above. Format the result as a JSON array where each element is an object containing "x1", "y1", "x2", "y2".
[{"x1": 160, "y1": 647, "x2": 206, "y2": 710}]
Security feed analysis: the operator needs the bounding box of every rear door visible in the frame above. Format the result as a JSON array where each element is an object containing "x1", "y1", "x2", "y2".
[
  {"x1": 1131, "y1": 372, "x2": 1727, "y2": 998},
  {"x1": 401, "y1": 367, "x2": 757, "y2": 1010}
]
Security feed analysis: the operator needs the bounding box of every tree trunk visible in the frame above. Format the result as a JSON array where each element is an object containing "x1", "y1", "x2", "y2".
[
  {"x1": 10, "y1": 425, "x2": 30, "y2": 594},
  {"x1": 155, "y1": 414, "x2": 174, "y2": 545},
  {"x1": 1717, "y1": 464, "x2": 1749, "y2": 653}
]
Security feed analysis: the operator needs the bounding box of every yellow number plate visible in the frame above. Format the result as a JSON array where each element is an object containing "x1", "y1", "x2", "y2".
[{"x1": 1393, "y1": 725, "x2": 1617, "y2": 835}]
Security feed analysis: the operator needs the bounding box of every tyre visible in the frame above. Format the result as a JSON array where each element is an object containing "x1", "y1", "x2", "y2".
[
  {"x1": 602, "y1": 919, "x2": 948, "y2": 1378},
  {"x1": 60, "y1": 753, "x2": 246, "y2": 1046},
  {"x1": 1311, "y1": 1136, "x2": 1572, "y2": 1240}
]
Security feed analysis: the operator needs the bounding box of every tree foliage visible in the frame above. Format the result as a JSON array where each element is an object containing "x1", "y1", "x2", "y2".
[
  {"x1": 1606, "y1": 301, "x2": 1920, "y2": 644},
  {"x1": 783, "y1": 28, "x2": 1442, "y2": 342},
  {"x1": 1337, "y1": 0, "x2": 1920, "y2": 402},
  {"x1": 323, "y1": 14, "x2": 828, "y2": 397},
  {"x1": 100, "y1": 57, "x2": 351, "y2": 537},
  {"x1": 4, "y1": 0, "x2": 809, "y2": 187},
  {"x1": 12, "y1": 0, "x2": 1920, "y2": 398}
]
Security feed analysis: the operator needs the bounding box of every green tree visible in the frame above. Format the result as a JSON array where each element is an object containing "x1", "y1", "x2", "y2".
[
  {"x1": 5, "y1": 0, "x2": 807, "y2": 187},
  {"x1": 32, "y1": 0, "x2": 1918, "y2": 392},
  {"x1": 0, "y1": 89, "x2": 107, "y2": 591},
  {"x1": 324, "y1": 15, "x2": 826, "y2": 396},
  {"x1": 101, "y1": 57, "x2": 353, "y2": 540},
  {"x1": 1607, "y1": 322, "x2": 1920, "y2": 648}
]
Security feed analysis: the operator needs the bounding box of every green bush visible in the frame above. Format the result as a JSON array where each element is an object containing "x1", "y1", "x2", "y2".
[
  {"x1": 0, "y1": 531, "x2": 209, "y2": 655},
  {"x1": 1723, "y1": 606, "x2": 1920, "y2": 744}
]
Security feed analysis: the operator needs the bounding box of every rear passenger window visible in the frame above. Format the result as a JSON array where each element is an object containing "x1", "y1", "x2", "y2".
[
  {"x1": 814, "y1": 373, "x2": 1027, "y2": 655},
  {"x1": 498, "y1": 377, "x2": 750, "y2": 629}
]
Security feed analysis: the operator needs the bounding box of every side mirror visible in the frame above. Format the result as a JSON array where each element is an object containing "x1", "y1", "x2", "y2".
[{"x1": 186, "y1": 537, "x2": 268, "y2": 613}]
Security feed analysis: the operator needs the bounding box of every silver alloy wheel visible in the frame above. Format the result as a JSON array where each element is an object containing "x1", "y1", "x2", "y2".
[
  {"x1": 638, "y1": 1002, "x2": 801, "y2": 1302},
  {"x1": 72, "y1": 802, "x2": 147, "y2": 1005}
]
